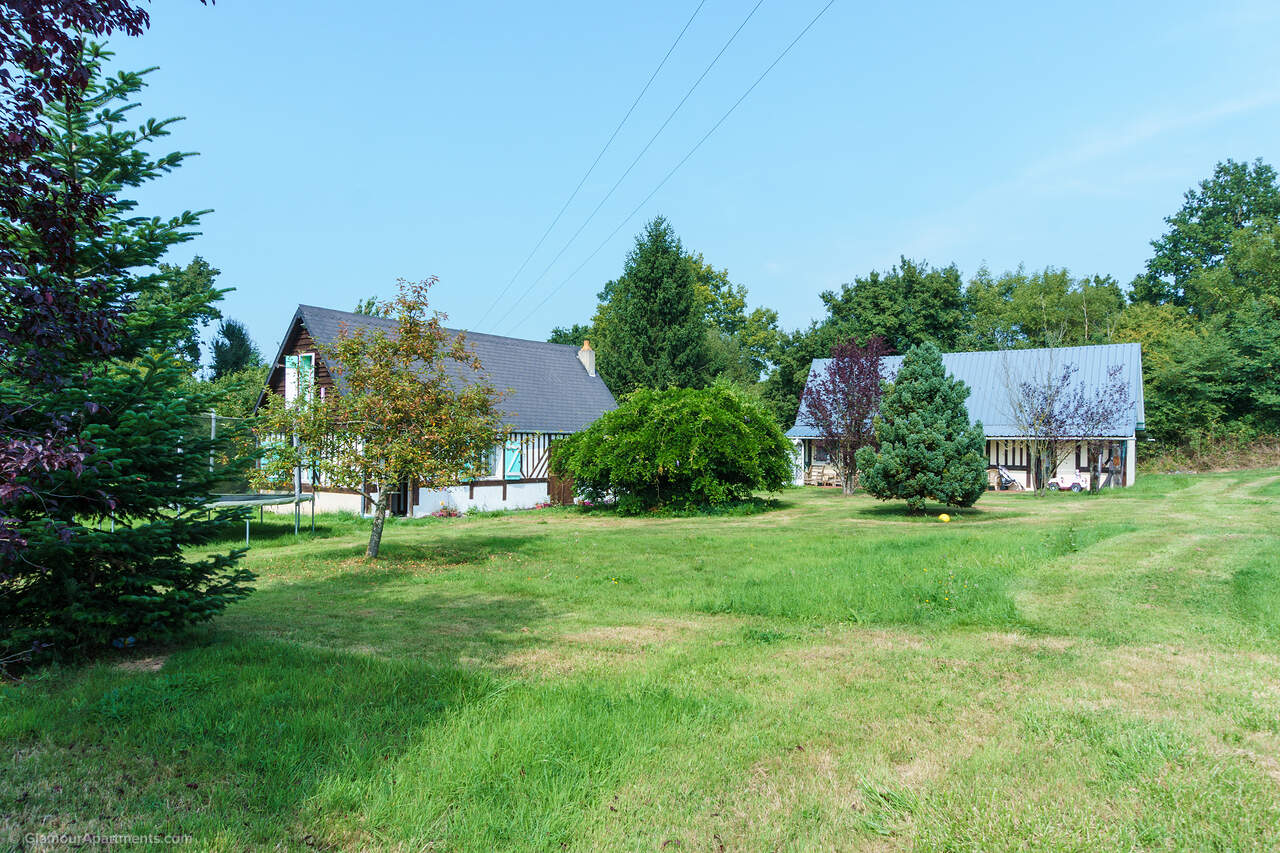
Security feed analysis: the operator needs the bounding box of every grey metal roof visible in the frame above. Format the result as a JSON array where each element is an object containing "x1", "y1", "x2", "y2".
[
  {"x1": 788, "y1": 342, "x2": 1146, "y2": 439},
  {"x1": 277, "y1": 305, "x2": 616, "y2": 433}
]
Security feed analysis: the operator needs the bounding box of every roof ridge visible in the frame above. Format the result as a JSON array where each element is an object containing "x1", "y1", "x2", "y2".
[{"x1": 296, "y1": 304, "x2": 578, "y2": 348}]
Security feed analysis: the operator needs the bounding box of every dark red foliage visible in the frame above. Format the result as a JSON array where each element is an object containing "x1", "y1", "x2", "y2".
[
  {"x1": 1011, "y1": 362, "x2": 1132, "y2": 491},
  {"x1": 802, "y1": 335, "x2": 892, "y2": 492},
  {"x1": 0, "y1": 1, "x2": 154, "y2": 378},
  {"x1": 0, "y1": 1, "x2": 172, "y2": 556}
]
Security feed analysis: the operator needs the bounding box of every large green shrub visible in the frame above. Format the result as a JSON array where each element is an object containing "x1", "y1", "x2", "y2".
[
  {"x1": 855, "y1": 343, "x2": 988, "y2": 512},
  {"x1": 551, "y1": 384, "x2": 792, "y2": 513}
]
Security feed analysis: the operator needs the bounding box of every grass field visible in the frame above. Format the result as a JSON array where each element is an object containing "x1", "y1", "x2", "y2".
[{"x1": 4, "y1": 470, "x2": 1280, "y2": 851}]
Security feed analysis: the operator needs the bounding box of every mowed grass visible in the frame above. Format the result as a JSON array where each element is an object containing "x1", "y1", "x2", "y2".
[{"x1": 4, "y1": 472, "x2": 1280, "y2": 851}]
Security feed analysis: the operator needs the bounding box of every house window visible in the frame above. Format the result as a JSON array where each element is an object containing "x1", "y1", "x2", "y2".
[{"x1": 284, "y1": 352, "x2": 316, "y2": 404}]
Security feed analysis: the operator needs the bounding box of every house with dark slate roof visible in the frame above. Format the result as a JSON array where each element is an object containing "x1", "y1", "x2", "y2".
[
  {"x1": 788, "y1": 342, "x2": 1146, "y2": 491},
  {"x1": 262, "y1": 304, "x2": 616, "y2": 516}
]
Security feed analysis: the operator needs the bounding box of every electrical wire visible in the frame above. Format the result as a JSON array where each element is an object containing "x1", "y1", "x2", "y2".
[
  {"x1": 501, "y1": 0, "x2": 838, "y2": 336},
  {"x1": 488, "y1": 0, "x2": 770, "y2": 332},
  {"x1": 473, "y1": 0, "x2": 709, "y2": 329}
]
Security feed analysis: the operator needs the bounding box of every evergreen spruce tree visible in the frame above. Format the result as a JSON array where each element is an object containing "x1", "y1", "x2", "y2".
[
  {"x1": 0, "y1": 44, "x2": 253, "y2": 662},
  {"x1": 211, "y1": 318, "x2": 263, "y2": 379},
  {"x1": 594, "y1": 216, "x2": 711, "y2": 394},
  {"x1": 132, "y1": 256, "x2": 224, "y2": 365},
  {"x1": 855, "y1": 343, "x2": 988, "y2": 512}
]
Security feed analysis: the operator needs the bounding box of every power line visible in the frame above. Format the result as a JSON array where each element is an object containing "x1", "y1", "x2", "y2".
[
  {"x1": 474, "y1": 0, "x2": 709, "y2": 329},
  {"x1": 488, "y1": 0, "x2": 769, "y2": 333},
  {"x1": 504, "y1": 0, "x2": 838, "y2": 336}
]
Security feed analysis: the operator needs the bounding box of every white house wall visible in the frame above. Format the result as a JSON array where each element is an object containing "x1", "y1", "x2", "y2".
[
  {"x1": 263, "y1": 490, "x2": 361, "y2": 516},
  {"x1": 796, "y1": 434, "x2": 1137, "y2": 489},
  {"x1": 416, "y1": 481, "x2": 550, "y2": 515}
]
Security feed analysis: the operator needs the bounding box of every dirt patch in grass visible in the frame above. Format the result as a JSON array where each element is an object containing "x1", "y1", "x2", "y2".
[
  {"x1": 981, "y1": 631, "x2": 1076, "y2": 652},
  {"x1": 562, "y1": 621, "x2": 695, "y2": 648},
  {"x1": 501, "y1": 618, "x2": 708, "y2": 675},
  {"x1": 1230, "y1": 732, "x2": 1280, "y2": 785},
  {"x1": 114, "y1": 655, "x2": 168, "y2": 672}
]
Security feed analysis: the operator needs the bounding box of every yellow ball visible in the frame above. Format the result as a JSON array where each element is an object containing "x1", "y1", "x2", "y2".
[{"x1": 938, "y1": 513, "x2": 951, "y2": 523}]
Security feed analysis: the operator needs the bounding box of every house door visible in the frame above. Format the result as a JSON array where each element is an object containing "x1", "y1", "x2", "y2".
[
  {"x1": 548, "y1": 472, "x2": 574, "y2": 505},
  {"x1": 387, "y1": 480, "x2": 411, "y2": 516}
]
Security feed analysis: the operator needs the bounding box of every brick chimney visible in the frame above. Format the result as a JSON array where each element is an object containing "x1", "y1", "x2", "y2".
[{"x1": 577, "y1": 339, "x2": 596, "y2": 376}]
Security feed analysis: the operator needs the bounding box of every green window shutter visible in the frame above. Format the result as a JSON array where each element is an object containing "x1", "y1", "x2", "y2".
[
  {"x1": 284, "y1": 355, "x2": 300, "y2": 402},
  {"x1": 504, "y1": 440, "x2": 522, "y2": 480}
]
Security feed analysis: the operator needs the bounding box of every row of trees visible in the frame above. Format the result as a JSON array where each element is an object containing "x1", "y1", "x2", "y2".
[{"x1": 553, "y1": 162, "x2": 1280, "y2": 451}]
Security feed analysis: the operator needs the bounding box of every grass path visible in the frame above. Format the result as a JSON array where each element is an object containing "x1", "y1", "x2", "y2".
[{"x1": 4, "y1": 471, "x2": 1280, "y2": 850}]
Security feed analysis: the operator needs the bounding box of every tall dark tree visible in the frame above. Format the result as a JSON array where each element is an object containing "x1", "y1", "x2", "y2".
[
  {"x1": 856, "y1": 343, "x2": 987, "y2": 511},
  {"x1": 801, "y1": 336, "x2": 891, "y2": 494},
  {"x1": 1133, "y1": 158, "x2": 1280, "y2": 313},
  {"x1": 689, "y1": 253, "x2": 748, "y2": 335},
  {"x1": 354, "y1": 295, "x2": 389, "y2": 317},
  {"x1": 211, "y1": 318, "x2": 263, "y2": 379},
  {"x1": 593, "y1": 216, "x2": 711, "y2": 394},
  {"x1": 548, "y1": 322, "x2": 593, "y2": 347},
  {"x1": 821, "y1": 257, "x2": 965, "y2": 353},
  {"x1": 964, "y1": 266, "x2": 1126, "y2": 350},
  {"x1": 0, "y1": 2, "x2": 159, "y2": 569},
  {"x1": 133, "y1": 255, "x2": 224, "y2": 364},
  {"x1": 0, "y1": 45, "x2": 251, "y2": 663},
  {"x1": 760, "y1": 320, "x2": 851, "y2": 429}
]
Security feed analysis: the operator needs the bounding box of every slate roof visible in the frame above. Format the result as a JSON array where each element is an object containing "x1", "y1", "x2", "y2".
[
  {"x1": 787, "y1": 342, "x2": 1146, "y2": 439},
  {"x1": 267, "y1": 305, "x2": 616, "y2": 433}
]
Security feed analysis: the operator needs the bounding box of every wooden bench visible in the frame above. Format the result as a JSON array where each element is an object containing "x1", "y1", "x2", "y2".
[{"x1": 804, "y1": 464, "x2": 840, "y2": 487}]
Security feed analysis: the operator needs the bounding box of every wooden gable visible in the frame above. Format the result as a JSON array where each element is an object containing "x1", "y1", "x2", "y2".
[{"x1": 265, "y1": 315, "x2": 337, "y2": 399}]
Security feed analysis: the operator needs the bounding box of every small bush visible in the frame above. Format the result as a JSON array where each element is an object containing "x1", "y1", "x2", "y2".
[{"x1": 551, "y1": 384, "x2": 792, "y2": 514}]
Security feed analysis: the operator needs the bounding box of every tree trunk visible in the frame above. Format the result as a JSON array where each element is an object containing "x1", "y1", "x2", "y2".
[
  {"x1": 367, "y1": 487, "x2": 389, "y2": 559},
  {"x1": 842, "y1": 466, "x2": 857, "y2": 495}
]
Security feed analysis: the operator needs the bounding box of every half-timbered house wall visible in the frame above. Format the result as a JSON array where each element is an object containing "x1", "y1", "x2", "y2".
[{"x1": 259, "y1": 305, "x2": 615, "y2": 516}]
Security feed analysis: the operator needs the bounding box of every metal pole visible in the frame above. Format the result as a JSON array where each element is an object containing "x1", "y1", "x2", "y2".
[
  {"x1": 245, "y1": 518, "x2": 250, "y2": 547},
  {"x1": 293, "y1": 430, "x2": 301, "y2": 535}
]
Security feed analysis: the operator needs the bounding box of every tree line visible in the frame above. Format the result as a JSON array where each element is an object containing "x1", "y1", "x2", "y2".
[{"x1": 555, "y1": 161, "x2": 1280, "y2": 452}]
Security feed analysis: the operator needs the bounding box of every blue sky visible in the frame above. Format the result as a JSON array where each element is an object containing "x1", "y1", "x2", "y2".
[{"x1": 110, "y1": 0, "x2": 1280, "y2": 359}]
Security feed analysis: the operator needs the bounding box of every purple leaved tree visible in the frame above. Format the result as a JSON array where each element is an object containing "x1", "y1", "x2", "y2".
[
  {"x1": 1004, "y1": 359, "x2": 1078, "y2": 494},
  {"x1": 1004, "y1": 354, "x2": 1132, "y2": 494},
  {"x1": 1064, "y1": 364, "x2": 1133, "y2": 492},
  {"x1": 801, "y1": 335, "x2": 891, "y2": 495},
  {"x1": 0, "y1": 2, "x2": 168, "y2": 561}
]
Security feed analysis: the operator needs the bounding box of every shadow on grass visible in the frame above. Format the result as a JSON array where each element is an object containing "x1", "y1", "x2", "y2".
[
  {"x1": 851, "y1": 501, "x2": 1027, "y2": 523},
  {"x1": 200, "y1": 511, "x2": 369, "y2": 549},
  {"x1": 277, "y1": 531, "x2": 549, "y2": 571},
  {"x1": 569, "y1": 495, "x2": 790, "y2": 520},
  {"x1": 5, "y1": 579, "x2": 553, "y2": 845}
]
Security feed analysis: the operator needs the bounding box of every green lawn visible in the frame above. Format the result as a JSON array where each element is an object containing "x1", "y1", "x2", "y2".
[{"x1": 5, "y1": 471, "x2": 1280, "y2": 851}]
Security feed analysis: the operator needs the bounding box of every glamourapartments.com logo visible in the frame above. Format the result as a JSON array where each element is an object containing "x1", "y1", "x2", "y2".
[{"x1": 23, "y1": 832, "x2": 194, "y2": 846}]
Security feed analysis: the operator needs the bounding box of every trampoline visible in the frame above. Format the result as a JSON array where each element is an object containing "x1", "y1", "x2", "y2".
[{"x1": 208, "y1": 492, "x2": 315, "y2": 545}]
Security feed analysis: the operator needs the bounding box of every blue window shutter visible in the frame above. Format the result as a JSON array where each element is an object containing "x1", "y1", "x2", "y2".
[
  {"x1": 284, "y1": 355, "x2": 300, "y2": 402},
  {"x1": 504, "y1": 440, "x2": 522, "y2": 480}
]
